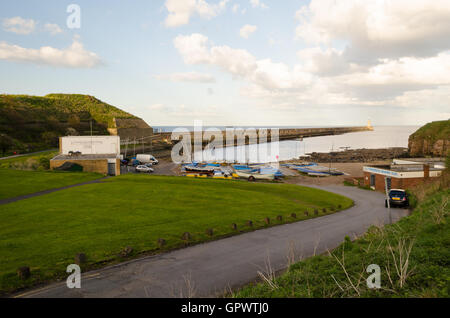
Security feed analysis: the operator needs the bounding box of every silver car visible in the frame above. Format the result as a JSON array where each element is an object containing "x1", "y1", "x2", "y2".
[{"x1": 135, "y1": 165, "x2": 154, "y2": 173}]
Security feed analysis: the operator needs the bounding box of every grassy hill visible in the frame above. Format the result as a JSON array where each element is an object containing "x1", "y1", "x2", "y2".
[{"x1": 0, "y1": 94, "x2": 137, "y2": 155}]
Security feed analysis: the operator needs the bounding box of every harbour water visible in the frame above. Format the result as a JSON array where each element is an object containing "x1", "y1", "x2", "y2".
[{"x1": 155, "y1": 126, "x2": 420, "y2": 163}]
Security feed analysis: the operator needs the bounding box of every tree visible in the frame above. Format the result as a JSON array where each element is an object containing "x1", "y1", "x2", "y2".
[
  {"x1": 0, "y1": 134, "x2": 14, "y2": 155},
  {"x1": 41, "y1": 131, "x2": 59, "y2": 147},
  {"x1": 68, "y1": 114, "x2": 80, "y2": 127}
]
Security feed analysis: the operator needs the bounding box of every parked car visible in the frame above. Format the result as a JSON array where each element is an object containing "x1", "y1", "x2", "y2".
[
  {"x1": 135, "y1": 165, "x2": 154, "y2": 173},
  {"x1": 131, "y1": 159, "x2": 141, "y2": 167},
  {"x1": 385, "y1": 189, "x2": 409, "y2": 208}
]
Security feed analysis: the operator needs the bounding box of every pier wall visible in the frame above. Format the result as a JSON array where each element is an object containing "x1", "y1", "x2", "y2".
[{"x1": 153, "y1": 126, "x2": 372, "y2": 143}]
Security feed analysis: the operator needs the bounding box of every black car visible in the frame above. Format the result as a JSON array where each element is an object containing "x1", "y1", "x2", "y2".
[{"x1": 385, "y1": 189, "x2": 409, "y2": 208}]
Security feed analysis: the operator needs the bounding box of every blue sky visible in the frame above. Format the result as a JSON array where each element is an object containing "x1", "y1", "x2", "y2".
[{"x1": 1, "y1": 0, "x2": 449, "y2": 127}]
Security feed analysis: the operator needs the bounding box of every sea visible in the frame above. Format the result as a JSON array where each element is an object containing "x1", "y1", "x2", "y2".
[{"x1": 153, "y1": 126, "x2": 420, "y2": 163}]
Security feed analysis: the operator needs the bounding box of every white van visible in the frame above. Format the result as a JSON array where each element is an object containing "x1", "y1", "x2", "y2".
[{"x1": 136, "y1": 154, "x2": 159, "y2": 165}]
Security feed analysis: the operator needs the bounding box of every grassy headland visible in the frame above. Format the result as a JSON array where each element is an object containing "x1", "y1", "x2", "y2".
[{"x1": 0, "y1": 94, "x2": 136, "y2": 155}]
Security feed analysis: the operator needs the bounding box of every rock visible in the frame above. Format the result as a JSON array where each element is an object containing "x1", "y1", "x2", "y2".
[
  {"x1": 314, "y1": 209, "x2": 319, "y2": 216},
  {"x1": 276, "y1": 215, "x2": 283, "y2": 221},
  {"x1": 291, "y1": 213, "x2": 297, "y2": 218},
  {"x1": 75, "y1": 253, "x2": 86, "y2": 265},
  {"x1": 304, "y1": 211, "x2": 309, "y2": 216},
  {"x1": 264, "y1": 217, "x2": 270, "y2": 224},
  {"x1": 322, "y1": 208, "x2": 327, "y2": 213},
  {"x1": 206, "y1": 228, "x2": 214, "y2": 236},
  {"x1": 17, "y1": 266, "x2": 30, "y2": 280}
]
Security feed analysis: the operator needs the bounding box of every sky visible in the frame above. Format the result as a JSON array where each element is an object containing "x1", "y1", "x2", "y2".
[{"x1": 0, "y1": 0, "x2": 449, "y2": 127}]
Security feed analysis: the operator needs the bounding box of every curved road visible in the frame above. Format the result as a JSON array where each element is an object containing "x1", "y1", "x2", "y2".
[{"x1": 16, "y1": 184, "x2": 409, "y2": 298}]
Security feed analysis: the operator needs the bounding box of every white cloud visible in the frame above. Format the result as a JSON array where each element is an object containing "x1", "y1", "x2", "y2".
[
  {"x1": 297, "y1": 47, "x2": 366, "y2": 76},
  {"x1": 239, "y1": 24, "x2": 257, "y2": 39},
  {"x1": 155, "y1": 72, "x2": 216, "y2": 83},
  {"x1": 44, "y1": 23, "x2": 63, "y2": 35},
  {"x1": 174, "y1": 32, "x2": 450, "y2": 112},
  {"x1": 250, "y1": 0, "x2": 268, "y2": 9},
  {"x1": 2, "y1": 17, "x2": 36, "y2": 34},
  {"x1": 232, "y1": 4, "x2": 240, "y2": 13},
  {"x1": 164, "y1": 0, "x2": 228, "y2": 27},
  {"x1": 334, "y1": 53, "x2": 450, "y2": 100},
  {"x1": 295, "y1": 0, "x2": 450, "y2": 64},
  {"x1": 174, "y1": 33, "x2": 312, "y2": 91},
  {"x1": 0, "y1": 38, "x2": 101, "y2": 68}
]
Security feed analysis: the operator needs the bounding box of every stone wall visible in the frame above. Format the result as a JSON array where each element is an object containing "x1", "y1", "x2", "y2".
[{"x1": 50, "y1": 158, "x2": 120, "y2": 175}]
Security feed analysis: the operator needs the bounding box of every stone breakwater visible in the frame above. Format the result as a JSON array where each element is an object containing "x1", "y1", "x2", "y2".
[{"x1": 153, "y1": 126, "x2": 373, "y2": 146}]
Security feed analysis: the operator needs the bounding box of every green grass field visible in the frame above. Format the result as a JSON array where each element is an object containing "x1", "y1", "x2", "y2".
[
  {"x1": 0, "y1": 150, "x2": 57, "y2": 166},
  {"x1": 0, "y1": 169, "x2": 103, "y2": 200},
  {"x1": 0, "y1": 174, "x2": 352, "y2": 294},
  {"x1": 234, "y1": 188, "x2": 450, "y2": 298}
]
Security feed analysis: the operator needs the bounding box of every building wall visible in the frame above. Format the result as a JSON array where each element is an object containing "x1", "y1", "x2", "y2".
[
  {"x1": 60, "y1": 136, "x2": 120, "y2": 155},
  {"x1": 363, "y1": 172, "x2": 435, "y2": 192},
  {"x1": 50, "y1": 159, "x2": 115, "y2": 175}
]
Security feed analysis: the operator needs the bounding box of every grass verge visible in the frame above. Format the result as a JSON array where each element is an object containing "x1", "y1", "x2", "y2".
[
  {"x1": 234, "y1": 188, "x2": 449, "y2": 297},
  {"x1": 0, "y1": 174, "x2": 352, "y2": 295}
]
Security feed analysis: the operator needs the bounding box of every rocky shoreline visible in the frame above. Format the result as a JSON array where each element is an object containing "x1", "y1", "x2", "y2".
[{"x1": 299, "y1": 147, "x2": 409, "y2": 163}]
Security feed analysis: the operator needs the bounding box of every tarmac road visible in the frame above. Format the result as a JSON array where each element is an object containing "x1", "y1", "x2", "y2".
[{"x1": 16, "y1": 184, "x2": 409, "y2": 298}]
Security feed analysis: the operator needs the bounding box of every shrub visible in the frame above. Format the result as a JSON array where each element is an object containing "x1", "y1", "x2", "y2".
[{"x1": 38, "y1": 156, "x2": 50, "y2": 170}]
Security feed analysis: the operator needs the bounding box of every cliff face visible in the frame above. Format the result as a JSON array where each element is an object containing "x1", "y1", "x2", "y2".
[{"x1": 408, "y1": 120, "x2": 450, "y2": 157}]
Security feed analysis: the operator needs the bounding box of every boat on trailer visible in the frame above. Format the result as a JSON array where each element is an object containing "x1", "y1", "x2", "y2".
[{"x1": 235, "y1": 169, "x2": 275, "y2": 181}]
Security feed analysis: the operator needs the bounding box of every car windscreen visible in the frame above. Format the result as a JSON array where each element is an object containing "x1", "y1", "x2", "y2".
[{"x1": 390, "y1": 190, "x2": 406, "y2": 197}]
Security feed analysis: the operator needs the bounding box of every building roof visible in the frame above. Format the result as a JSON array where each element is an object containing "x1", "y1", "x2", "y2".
[{"x1": 51, "y1": 154, "x2": 119, "y2": 160}]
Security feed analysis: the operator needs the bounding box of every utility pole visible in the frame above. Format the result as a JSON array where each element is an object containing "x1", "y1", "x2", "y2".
[
  {"x1": 124, "y1": 138, "x2": 128, "y2": 158},
  {"x1": 90, "y1": 119, "x2": 93, "y2": 154},
  {"x1": 329, "y1": 142, "x2": 334, "y2": 173},
  {"x1": 150, "y1": 131, "x2": 153, "y2": 153},
  {"x1": 384, "y1": 177, "x2": 392, "y2": 224}
]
